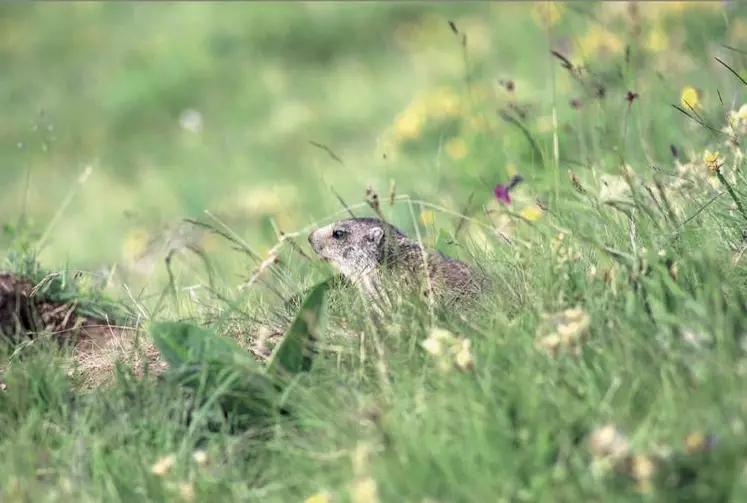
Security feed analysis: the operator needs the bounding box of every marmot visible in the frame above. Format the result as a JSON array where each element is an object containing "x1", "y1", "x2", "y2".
[{"x1": 307, "y1": 217, "x2": 491, "y2": 310}]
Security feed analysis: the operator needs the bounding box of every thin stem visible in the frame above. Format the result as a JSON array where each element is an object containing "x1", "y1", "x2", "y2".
[{"x1": 716, "y1": 170, "x2": 747, "y2": 221}]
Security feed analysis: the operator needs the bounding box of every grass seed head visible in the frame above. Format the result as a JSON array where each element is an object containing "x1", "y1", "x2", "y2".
[
  {"x1": 192, "y1": 450, "x2": 209, "y2": 467},
  {"x1": 178, "y1": 482, "x2": 196, "y2": 501},
  {"x1": 589, "y1": 424, "x2": 631, "y2": 463},
  {"x1": 151, "y1": 454, "x2": 176, "y2": 477},
  {"x1": 454, "y1": 339, "x2": 475, "y2": 371}
]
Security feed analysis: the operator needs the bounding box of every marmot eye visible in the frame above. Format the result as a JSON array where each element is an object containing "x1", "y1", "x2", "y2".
[{"x1": 332, "y1": 229, "x2": 346, "y2": 240}]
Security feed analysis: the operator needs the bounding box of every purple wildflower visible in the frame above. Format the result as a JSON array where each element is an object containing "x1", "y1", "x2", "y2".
[
  {"x1": 494, "y1": 174, "x2": 524, "y2": 205},
  {"x1": 494, "y1": 184, "x2": 511, "y2": 205}
]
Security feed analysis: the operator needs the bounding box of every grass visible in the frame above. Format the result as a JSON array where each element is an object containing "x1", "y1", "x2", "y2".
[{"x1": 3, "y1": 1, "x2": 747, "y2": 501}]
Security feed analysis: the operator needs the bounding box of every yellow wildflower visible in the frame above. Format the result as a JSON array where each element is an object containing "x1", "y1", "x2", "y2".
[
  {"x1": 304, "y1": 492, "x2": 332, "y2": 503},
  {"x1": 644, "y1": 25, "x2": 669, "y2": 53},
  {"x1": 520, "y1": 205, "x2": 543, "y2": 222},
  {"x1": 530, "y1": 2, "x2": 565, "y2": 29},
  {"x1": 703, "y1": 150, "x2": 723, "y2": 173},
  {"x1": 579, "y1": 26, "x2": 624, "y2": 56},
  {"x1": 419, "y1": 210, "x2": 435, "y2": 226},
  {"x1": 505, "y1": 163, "x2": 519, "y2": 179},
  {"x1": 394, "y1": 108, "x2": 423, "y2": 141},
  {"x1": 351, "y1": 476, "x2": 379, "y2": 503},
  {"x1": 445, "y1": 137, "x2": 469, "y2": 160},
  {"x1": 427, "y1": 86, "x2": 461, "y2": 118},
  {"x1": 683, "y1": 432, "x2": 707, "y2": 453},
  {"x1": 680, "y1": 86, "x2": 700, "y2": 110}
]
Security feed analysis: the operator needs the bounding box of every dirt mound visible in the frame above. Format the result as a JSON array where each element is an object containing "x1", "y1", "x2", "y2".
[{"x1": 0, "y1": 271, "x2": 120, "y2": 348}]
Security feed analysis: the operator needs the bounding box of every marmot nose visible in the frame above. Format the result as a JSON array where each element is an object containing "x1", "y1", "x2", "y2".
[{"x1": 307, "y1": 232, "x2": 314, "y2": 246}]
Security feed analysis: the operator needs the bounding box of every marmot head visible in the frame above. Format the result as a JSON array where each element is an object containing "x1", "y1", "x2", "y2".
[{"x1": 307, "y1": 218, "x2": 405, "y2": 280}]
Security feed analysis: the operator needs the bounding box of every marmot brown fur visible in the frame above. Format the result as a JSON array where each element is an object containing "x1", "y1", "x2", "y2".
[{"x1": 308, "y1": 217, "x2": 491, "y2": 310}]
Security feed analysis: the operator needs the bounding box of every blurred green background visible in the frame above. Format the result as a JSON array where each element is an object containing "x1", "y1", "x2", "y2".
[{"x1": 1, "y1": 1, "x2": 745, "y2": 291}]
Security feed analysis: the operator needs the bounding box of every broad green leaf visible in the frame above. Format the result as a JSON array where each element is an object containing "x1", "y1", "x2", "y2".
[
  {"x1": 150, "y1": 321, "x2": 286, "y2": 428},
  {"x1": 149, "y1": 321, "x2": 253, "y2": 369},
  {"x1": 434, "y1": 228, "x2": 456, "y2": 256},
  {"x1": 266, "y1": 277, "x2": 332, "y2": 378},
  {"x1": 169, "y1": 362, "x2": 282, "y2": 423}
]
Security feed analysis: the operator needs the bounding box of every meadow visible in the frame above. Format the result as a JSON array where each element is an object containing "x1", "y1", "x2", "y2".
[{"x1": 3, "y1": 2, "x2": 747, "y2": 501}]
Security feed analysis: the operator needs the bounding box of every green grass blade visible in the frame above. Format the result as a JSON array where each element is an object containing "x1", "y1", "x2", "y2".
[{"x1": 266, "y1": 277, "x2": 332, "y2": 378}]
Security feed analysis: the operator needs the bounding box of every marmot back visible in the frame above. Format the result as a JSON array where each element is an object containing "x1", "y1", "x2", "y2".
[{"x1": 307, "y1": 217, "x2": 491, "y2": 308}]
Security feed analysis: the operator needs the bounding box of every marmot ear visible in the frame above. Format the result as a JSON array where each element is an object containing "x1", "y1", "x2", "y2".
[{"x1": 367, "y1": 227, "x2": 384, "y2": 245}]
